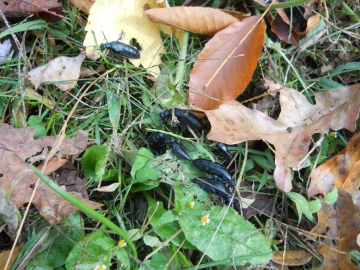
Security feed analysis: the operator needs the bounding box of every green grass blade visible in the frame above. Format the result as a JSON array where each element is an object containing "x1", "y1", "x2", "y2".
[{"x1": 32, "y1": 167, "x2": 138, "y2": 262}]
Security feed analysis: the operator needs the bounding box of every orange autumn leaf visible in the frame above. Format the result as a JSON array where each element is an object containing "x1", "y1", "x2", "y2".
[
  {"x1": 311, "y1": 188, "x2": 360, "y2": 270},
  {"x1": 272, "y1": 250, "x2": 312, "y2": 266},
  {"x1": 308, "y1": 132, "x2": 360, "y2": 199},
  {"x1": 145, "y1": 6, "x2": 242, "y2": 36},
  {"x1": 189, "y1": 16, "x2": 266, "y2": 110}
]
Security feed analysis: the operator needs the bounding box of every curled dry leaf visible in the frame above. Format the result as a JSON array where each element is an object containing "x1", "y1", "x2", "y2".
[
  {"x1": 272, "y1": 250, "x2": 312, "y2": 266},
  {"x1": 189, "y1": 16, "x2": 266, "y2": 110},
  {"x1": 0, "y1": 123, "x2": 102, "y2": 224},
  {"x1": 205, "y1": 83, "x2": 360, "y2": 192},
  {"x1": 308, "y1": 132, "x2": 360, "y2": 207},
  {"x1": 145, "y1": 6, "x2": 240, "y2": 36},
  {"x1": 27, "y1": 51, "x2": 86, "y2": 91},
  {"x1": 0, "y1": 0, "x2": 62, "y2": 21},
  {"x1": 269, "y1": 14, "x2": 299, "y2": 47},
  {"x1": 311, "y1": 188, "x2": 360, "y2": 270}
]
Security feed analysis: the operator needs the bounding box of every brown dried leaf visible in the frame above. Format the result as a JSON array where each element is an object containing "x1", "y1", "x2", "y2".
[
  {"x1": 0, "y1": 123, "x2": 102, "y2": 224},
  {"x1": 189, "y1": 16, "x2": 266, "y2": 110},
  {"x1": 0, "y1": 0, "x2": 62, "y2": 21},
  {"x1": 269, "y1": 14, "x2": 299, "y2": 47},
  {"x1": 0, "y1": 244, "x2": 23, "y2": 269},
  {"x1": 311, "y1": 188, "x2": 360, "y2": 270},
  {"x1": 68, "y1": 0, "x2": 94, "y2": 14},
  {"x1": 272, "y1": 250, "x2": 313, "y2": 266},
  {"x1": 204, "y1": 83, "x2": 360, "y2": 192},
  {"x1": 27, "y1": 51, "x2": 86, "y2": 91},
  {"x1": 145, "y1": 6, "x2": 240, "y2": 36},
  {"x1": 308, "y1": 132, "x2": 360, "y2": 206}
]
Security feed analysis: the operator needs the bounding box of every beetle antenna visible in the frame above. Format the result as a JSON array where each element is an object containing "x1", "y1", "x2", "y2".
[{"x1": 102, "y1": 31, "x2": 109, "y2": 43}]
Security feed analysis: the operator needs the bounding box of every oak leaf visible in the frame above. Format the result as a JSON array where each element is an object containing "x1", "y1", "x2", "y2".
[
  {"x1": 204, "y1": 82, "x2": 360, "y2": 192},
  {"x1": 308, "y1": 132, "x2": 360, "y2": 201},
  {"x1": 310, "y1": 188, "x2": 360, "y2": 270},
  {"x1": 0, "y1": 124, "x2": 102, "y2": 224}
]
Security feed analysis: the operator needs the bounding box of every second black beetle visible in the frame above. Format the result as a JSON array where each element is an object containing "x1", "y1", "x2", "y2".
[
  {"x1": 192, "y1": 177, "x2": 234, "y2": 205},
  {"x1": 160, "y1": 108, "x2": 203, "y2": 131},
  {"x1": 100, "y1": 32, "x2": 140, "y2": 59},
  {"x1": 192, "y1": 158, "x2": 235, "y2": 187}
]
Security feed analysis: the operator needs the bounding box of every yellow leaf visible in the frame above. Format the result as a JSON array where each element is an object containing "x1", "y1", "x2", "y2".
[{"x1": 83, "y1": 0, "x2": 170, "y2": 77}]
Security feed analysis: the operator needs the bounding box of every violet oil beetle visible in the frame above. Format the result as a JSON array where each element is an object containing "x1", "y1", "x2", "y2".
[
  {"x1": 192, "y1": 177, "x2": 234, "y2": 205},
  {"x1": 169, "y1": 137, "x2": 192, "y2": 161},
  {"x1": 100, "y1": 31, "x2": 140, "y2": 59},
  {"x1": 192, "y1": 158, "x2": 235, "y2": 187},
  {"x1": 160, "y1": 109, "x2": 203, "y2": 131}
]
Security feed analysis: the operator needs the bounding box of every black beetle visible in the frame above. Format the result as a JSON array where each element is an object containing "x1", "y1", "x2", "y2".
[
  {"x1": 216, "y1": 142, "x2": 233, "y2": 162},
  {"x1": 192, "y1": 177, "x2": 234, "y2": 205},
  {"x1": 148, "y1": 132, "x2": 167, "y2": 152},
  {"x1": 192, "y1": 158, "x2": 235, "y2": 186},
  {"x1": 160, "y1": 109, "x2": 203, "y2": 131},
  {"x1": 169, "y1": 137, "x2": 192, "y2": 161},
  {"x1": 100, "y1": 32, "x2": 140, "y2": 59}
]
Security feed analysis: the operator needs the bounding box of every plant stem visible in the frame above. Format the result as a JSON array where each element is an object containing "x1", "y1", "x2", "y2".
[
  {"x1": 341, "y1": 2, "x2": 360, "y2": 23},
  {"x1": 271, "y1": 0, "x2": 313, "y2": 9},
  {"x1": 174, "y1": 31, "x2": 189, "y2": 91}
]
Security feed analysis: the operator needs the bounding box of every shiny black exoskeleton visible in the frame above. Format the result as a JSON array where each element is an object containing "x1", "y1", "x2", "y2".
[
  {"x1": 216, "y1": 142, "x2": 233, "y2": 162},
  {"x1": 100, "y1": 32, "x2": 140, "y2": 59},
  {"x1": 148, "y1": 132, "x2": 166, "y2": 152},
  {"x1": 160, "y1": 109, "x2": 203, "y2": 131},
  {"x1": 192, "y1": 177, "x2": 234, "y2": 205},
  {"x1": 192, "y1": 158, "x2": 235, "y2": 187},
  {"x1": 170, "y1": 137, "x2": 192, "y2": 161}
]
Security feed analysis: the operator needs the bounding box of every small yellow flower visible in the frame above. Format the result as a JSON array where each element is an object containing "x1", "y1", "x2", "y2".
[
  {"x1": 188, "y1": 201, "x2": 195, "y2": 208},
  {"x1": 201, "y1": 214, "x2": 210, "y2": 225},
  {"x1": 118, "y1": 239, "x2": 127, "y2": 247},
  {"x1": 94, "y1": 265, "x2": 107, "y2": 270}
]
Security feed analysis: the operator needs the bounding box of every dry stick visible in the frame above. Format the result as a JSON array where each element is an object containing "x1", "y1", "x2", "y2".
[{"x1": 5, "y1": 68, "x2": 116, "y2": 270}]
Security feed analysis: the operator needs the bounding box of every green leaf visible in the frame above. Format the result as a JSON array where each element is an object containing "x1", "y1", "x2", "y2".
[
  {"x1": 81, "y1": 145, "x2": 109, "y2": 181},
  {"x1": 287, "y1": 192, "x2": 315, "y2": 223},
  {"x1": 257, "y1": 170, "x2": 269, "y2": 191},
  {"x1": 106, "y1": 89, "x2": 121, "y2": 130},
  {"x1": 245, "y1": 159, "x2": 255, "y2": 172},
  {"x1": 249, "y1": 154, "x2": 273, "y2": 170},
  {"x1": 30, "y1": 124, "x2": 46, "y2": 139},
  {"x1": 66, "y1": 230, "x2": 114, "y2": 269},
  {"x1": 27, "y1": 213, "x2": 83, "y2": 269},
  {"x1": 145, "y1": 193, "x2": 194, "y2": 249},
  {"x1": 131, "y1": 147, "x2": 154, "y2": 179},
  {"x1": 114, "y1": 248, "x2": 130, "y2": 269},
  {"x1": 179, "y1": 206, "x2": 272, "y2": 265},
  {"x1": 324, "y1": 187, "x2": 338, "y2": 204},
  {"x1": 136, "y1": 166, "x2": 158, "y2": 182},
  {"x1": 144, "y1": 235, "x2": 162, "y2": 247},
  {"x1": 309, "y1": 199, "x2": 322, "y2": 213}
]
